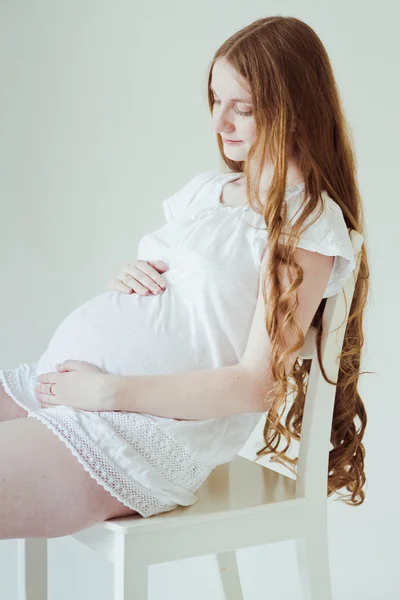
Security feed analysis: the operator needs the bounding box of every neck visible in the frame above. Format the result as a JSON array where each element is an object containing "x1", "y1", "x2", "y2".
[{"x1": 239, "y1": 161, "x2": 304, "y2": 192}]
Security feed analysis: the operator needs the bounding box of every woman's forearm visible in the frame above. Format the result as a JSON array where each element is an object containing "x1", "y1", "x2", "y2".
[{"x1": 112, "y1": 364, "x2": 269, "y2": 420}]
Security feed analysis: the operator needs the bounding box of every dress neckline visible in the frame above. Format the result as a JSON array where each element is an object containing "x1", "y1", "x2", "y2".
[{"x1": 215, "y1": 172, "x2": 305, "y2": 209}]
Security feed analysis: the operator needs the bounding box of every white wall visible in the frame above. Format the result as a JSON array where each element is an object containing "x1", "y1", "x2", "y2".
[{"x1": 1, "y1": 1, "x2": 398, "y2": 599}]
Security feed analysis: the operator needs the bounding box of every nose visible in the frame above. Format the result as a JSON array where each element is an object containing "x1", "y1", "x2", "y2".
[{"x1": 212, "y1": 108, "x2": 235, "y2": 135}]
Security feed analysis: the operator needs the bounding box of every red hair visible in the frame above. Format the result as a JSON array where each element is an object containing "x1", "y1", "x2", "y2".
[{"x1": 207, "y1": 16, "x2": 370, "y2": 505}]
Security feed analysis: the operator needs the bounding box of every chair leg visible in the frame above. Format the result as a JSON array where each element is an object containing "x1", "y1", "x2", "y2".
[
  {"x1": 296, "y1": 514, "x2": 333, "y2": 600},
  {"x1": 114, "y1": 534, "x2": 148, "y2": 600},
  {"x1": 216, "y1": 551, "x2": 244, "y2": 600},
  {"x1": 17, "y1": 538, "x2": 48, "y2": 600}
]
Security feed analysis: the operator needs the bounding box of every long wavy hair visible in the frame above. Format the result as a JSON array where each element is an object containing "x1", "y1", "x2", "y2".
[{"x1": 206, "y1": 16, "x2": 370, "y2": 506}]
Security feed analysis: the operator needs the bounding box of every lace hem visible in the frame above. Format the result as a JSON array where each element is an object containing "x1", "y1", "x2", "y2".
[
  {"x1": 96, "y1": 410, "x2": 212, "y2": 492},
  {"x1": 0, "y1": 364, "x2": 213, "y2": 518}
]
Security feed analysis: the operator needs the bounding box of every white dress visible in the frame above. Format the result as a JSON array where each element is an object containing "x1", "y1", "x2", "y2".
[{"x1": 0, "y1": 170, "x2": 356, "y2": 518}]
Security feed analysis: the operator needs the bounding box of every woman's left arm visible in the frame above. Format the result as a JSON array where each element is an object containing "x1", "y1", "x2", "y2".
[
  {"x1": 35, "y1": 360, "x2": 265, "y2": 419},
  {"x1": 113, "y1": 363, "x2": 265, "y2": 419}
]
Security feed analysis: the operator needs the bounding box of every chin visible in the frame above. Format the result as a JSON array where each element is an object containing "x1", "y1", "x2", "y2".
[{"x1": 224, "y1": 148, "x2": 247, "y2": 158}]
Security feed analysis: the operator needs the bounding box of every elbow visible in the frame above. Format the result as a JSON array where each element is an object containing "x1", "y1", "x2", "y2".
[{"x1": 235, "y1": 363, "x2": 272, "y2": 413}]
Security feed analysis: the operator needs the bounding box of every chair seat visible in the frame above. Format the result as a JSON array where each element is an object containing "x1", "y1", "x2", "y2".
[{"x1": 102, "y1": 455, "x2": 298, "y2": 535}]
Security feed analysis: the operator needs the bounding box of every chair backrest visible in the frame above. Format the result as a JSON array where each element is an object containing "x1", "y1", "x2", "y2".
[{"x1": 295, "y1": 230, "x2": 364, "y2": 501}]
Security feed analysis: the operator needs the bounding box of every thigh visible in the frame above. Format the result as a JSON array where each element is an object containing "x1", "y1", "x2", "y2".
[
  {"x1": 0, "y1": 380, "x2": 28, "y2": 421},
  {"x1": 0, "y1": 417, "x2": 138, "y2": 540}
]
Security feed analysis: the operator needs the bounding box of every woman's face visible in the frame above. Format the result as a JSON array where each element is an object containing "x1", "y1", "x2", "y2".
[{"x1": 210, "y1": 58, "x2": 256, "y2": 160}]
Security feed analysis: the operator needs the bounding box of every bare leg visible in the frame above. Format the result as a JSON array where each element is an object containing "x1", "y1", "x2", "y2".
[
  {"x1": 0, "y1": 417, "x2": 139, "y2": 540},
  {"x1": 0, "y1": 379, "x2": 28, "y2": 421}
]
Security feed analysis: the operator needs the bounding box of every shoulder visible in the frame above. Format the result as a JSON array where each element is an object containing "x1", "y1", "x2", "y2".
[
  {"x1": 253, "y1": 188, "x2": 356, "y2": 299},
  {"x1": 162, "y1": 170, "x2": 221, "y2": 222},
  {"x1": 282, "y1": 189, "x2": 357, "y2": 298},
  {"x1": 174, "y1": 170, "x2": 221, "y2": 195}
]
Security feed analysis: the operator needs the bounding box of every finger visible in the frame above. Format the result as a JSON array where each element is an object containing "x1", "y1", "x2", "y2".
[
  {"x1": 59, "y1": 360, "x2": 86, "y2": 370},
  {"x1": 36, "y1": 372, "x2": 56, "y2": 384},
  {"x1": 147, "y1": 260, "x2": 169, "y2": 273},
  {"x1": 130, "y1": 264, "x2": 167, "y2": 294},
  {"x1": 107, "y1": 278, "x2": 134, "y2": 294},
  {"x1": 117, "y1": 273, "x2": 150, "y2": 296},
  {"x1": 35, "y1": 382, "x2": 55, "y2": 396},
  {"x1": 38, "y1": 395, "x2": 57, "y2": 406},
  {"x1": 136, "y1": 261, "x2": 168, "y2": 289}
]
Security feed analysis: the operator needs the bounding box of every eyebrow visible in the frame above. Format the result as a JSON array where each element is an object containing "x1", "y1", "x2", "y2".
[{"x1": 210, "y1": 86, "x2": 252, "y2": 104}]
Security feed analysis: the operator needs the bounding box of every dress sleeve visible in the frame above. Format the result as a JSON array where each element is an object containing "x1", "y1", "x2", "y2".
[
  {"x1": 162, "y1": 171, "x2": 219, "y2": 222},
  {"x1": 280, "y1": 191, "x2": 357, "y2": 299}
]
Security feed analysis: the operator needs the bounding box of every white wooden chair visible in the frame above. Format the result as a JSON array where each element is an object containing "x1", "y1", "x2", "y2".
[{"x1": 18, "y1": 230, "x2": 364, "y2": 600}]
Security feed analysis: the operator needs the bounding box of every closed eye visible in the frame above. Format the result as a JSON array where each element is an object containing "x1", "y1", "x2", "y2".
[{"x1": 212, "y1": 98, "x2": 253, "y2": 117}]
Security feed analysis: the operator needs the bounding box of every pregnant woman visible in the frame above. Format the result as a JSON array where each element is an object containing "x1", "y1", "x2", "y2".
[{"x1": 0, "y1": 16, "x2": 369, "y2": 539}]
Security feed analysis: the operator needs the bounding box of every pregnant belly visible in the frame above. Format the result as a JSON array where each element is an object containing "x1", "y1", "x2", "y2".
[{"x1": 35, "y1": 288, "x2": 219, "y2": 378}]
